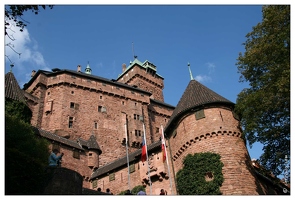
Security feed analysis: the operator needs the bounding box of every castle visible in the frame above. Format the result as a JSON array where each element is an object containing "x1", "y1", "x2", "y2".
[{"x1": 5, "y1": 57, "x2": 288, "y2": 195}]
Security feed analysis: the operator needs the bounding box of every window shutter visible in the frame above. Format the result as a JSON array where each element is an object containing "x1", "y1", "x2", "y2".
[
  {"x1": 129, "y1": 164, "x2": 135, "y2": 173},
  {"x1": 195, "y1": 109, "x2": 205, "y2": 120},
  {"x1": 75, "y1": 103, "x2": 79, "y2": 110},
  {"x1": 109, "y1": 173, "x2": 115, "y2": 181},
  {"x1": 92, "y1": 180, "x2": 97, "y2": 188}
]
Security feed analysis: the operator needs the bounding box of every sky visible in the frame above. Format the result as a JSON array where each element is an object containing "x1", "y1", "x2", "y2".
[{"x1": 2, "y1": 2, "x2": 291, "y2": 182}]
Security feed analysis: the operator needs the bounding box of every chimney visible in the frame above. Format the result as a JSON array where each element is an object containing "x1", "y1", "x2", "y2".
[
  {"x1": 77, "y1": 65, "x2": 81, "y2": 72},
  {"x1": 122, "y1": 63, "x2": 126, "y2": 72},
  {"x1": 31, "y1": 70, "x2": 36, "y2": 77}
]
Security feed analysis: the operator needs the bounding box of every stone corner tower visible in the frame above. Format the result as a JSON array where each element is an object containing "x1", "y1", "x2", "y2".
[
  {"x1": 116, "y1": 57, "x2": 165, "y2": 102},
  {"x1": 164, "y1": 78, "x2": 260, "y2": 195}
]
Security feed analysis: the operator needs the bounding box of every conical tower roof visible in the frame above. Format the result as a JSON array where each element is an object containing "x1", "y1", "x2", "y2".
[
  {"x1": 5, "y1": 72, "x2": 26, "y2": 103},
  {"x1": 165, "y1": 79, "x2": 234, "y2": 134}
]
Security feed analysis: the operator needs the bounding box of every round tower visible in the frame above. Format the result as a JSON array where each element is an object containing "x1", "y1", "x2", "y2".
[{"x1": 165, "y1": 79, "x2": 259, "y2": 195}]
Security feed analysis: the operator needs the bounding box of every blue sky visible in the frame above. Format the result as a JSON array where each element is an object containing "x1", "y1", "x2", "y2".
[{"x1": 3, "y1": 4, "x2": 272, "y2": 168}]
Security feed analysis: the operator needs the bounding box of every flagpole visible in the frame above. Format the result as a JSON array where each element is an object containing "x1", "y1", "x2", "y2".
[
  {"x1": 143, "y1": 123, "x2": 152, "y2": 195},
  {"x1": 161, "y1": 125, "x2": 173, "y2": 195},
  {"x1": 125, "y1": 122, "x2": 130, "y2": 190}
]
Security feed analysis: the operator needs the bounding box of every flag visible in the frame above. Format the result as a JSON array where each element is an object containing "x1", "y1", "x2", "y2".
[
  {"x1": 161, "y1": 133, "x2": 166, "y2": 162},
  {"x1": 141, "y1": 136, "x2": 147, "y2": 162}
]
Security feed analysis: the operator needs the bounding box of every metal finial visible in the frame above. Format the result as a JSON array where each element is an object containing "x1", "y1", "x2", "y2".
[
  {"x1": 10, "y1": 63, "x2": 14, "y2": 72},
  {"x1": 188, "y1": 62, "x2": 193, "y2": 80}
]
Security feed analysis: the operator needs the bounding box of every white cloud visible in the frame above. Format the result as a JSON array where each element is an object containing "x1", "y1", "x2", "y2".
[
  {"x1": 5, "y1": 19, "x2": 48, "y2": 87},
  {"x1": 195, "y1": 75, "x2": 212, "y2": 83},
  {"x1": 194, "y1": 62, "x2": 216, "y2": 83},
  {"x1": 206, "y1": 62, "x2": 216, "y2": 74}
]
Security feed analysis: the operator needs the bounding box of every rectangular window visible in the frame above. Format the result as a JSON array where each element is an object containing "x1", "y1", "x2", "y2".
[
  {"x1": 129, "y1": 164, "x2": 135, "y2": 173},
  {"x1": 109, "y1": 173, "x2": 115, "y2": 181},
  {"x1": 69, "y1": 117, "x2": 74, "y2": 128},
  {"x1": 70, "y1": 102, "x2": 79, "y2": 110},
  {"x1": 156, "y1": 127, "x2": 159, "y2": 133},
  {"x1": 70, "y1": 102, "x2": 75, "y2": 108},
  {"x1": 135, "y1": 130, "x2": 141, "y2": 137},
  {"x1": 195, "y1": 109, "x2": 205, "y2": 120},
  {"x1": 92, "y1": 180, "x2": 97, "y2": 188},
  {"x1": 73, "y1": 150, "x2": 80, "y2": 159},
  {"x1": 98, "y1": 106, "x2": 107, "y2": 113}
]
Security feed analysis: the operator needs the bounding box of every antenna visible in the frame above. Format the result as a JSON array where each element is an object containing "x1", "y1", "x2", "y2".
[{"x1": 132, "y1": 42, "x2": 137, "y2": 59}]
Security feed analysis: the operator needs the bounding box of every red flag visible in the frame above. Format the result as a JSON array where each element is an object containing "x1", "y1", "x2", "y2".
[
  {"x1": 141, "y1": 136, "x2": 147, "y2": 162},
  {"x1": 162, "y1": 134, "x2": 166, "y2": 162}
]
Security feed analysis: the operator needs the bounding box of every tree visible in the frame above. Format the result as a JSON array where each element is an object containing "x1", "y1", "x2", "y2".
[
  {"x1": 5, "y1": 101, "x2": 50, "y2": 194},
  {"x1": 235, "y1": 5, "x2": 290, "y2": 177},
  {"x1": 5, "y1": 5, "x2": 53, "y2": 62}
]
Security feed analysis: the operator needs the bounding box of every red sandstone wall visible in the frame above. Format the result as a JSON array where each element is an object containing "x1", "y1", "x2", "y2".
[
  {"x1": 117, "y1": 64, "x2": 164, "y2": 101},
  {"x1": 91, "y1": 151, "x2": 175, "y2": 195},
  {"x1": 168, "y1": 107, "x2": 259, "y2": 195},
  {"x1": 25, "y1": 70, "x2": 172, "y2": 190}
]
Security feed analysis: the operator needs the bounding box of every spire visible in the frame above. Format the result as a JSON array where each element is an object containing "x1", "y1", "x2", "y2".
[
  {"x1": 10, "y1": 63, "x2": 14, "y2": 72},
  {"x1": 188, "y1": 62, "x2": 193, "y2": 80},
  {"x1": 85, "y1": 61, "x2": 92, "y2": 75},
  {"x1": 164, "y1": 79, "x2": 234, "y2": 133}
]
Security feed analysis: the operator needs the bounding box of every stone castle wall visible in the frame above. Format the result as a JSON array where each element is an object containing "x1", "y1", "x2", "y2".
[{"x1": 168, "y1": 106, "x2": 260, "y2": 195}]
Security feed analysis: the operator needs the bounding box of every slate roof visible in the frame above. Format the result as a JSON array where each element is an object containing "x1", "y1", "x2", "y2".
[
  {"x1": 32, "y1": 127, "x2": 87, "y2": 151},
  {"x1": 5, "y1": 72, "x2": 26, "y2": 103},
  {"x1": 23, "y1": 69, "x2": 152, "y2": 96},
  {"x1": 150, "y1": 98, "x2": 175, "y2": 109},
  {"x1": 90, "y1": 140, "x2": 161, "y2": 180},
  {"x1": 164, "y1": 79, "x2": 235, "y2": 134},
  {"x1": 117, "y1": 58, "x2": 164, "y2": 79},
  {"x1": 77, "y1": 135, "x2": 102, "y2": 155}
]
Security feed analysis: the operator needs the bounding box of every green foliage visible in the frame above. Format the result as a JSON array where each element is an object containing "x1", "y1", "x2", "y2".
[
  {"x1": 235, "y1": 5, "x2": 290, "y2": 176},
  {"x1": 5, "y1": 113, "x2": 50, "y2": 194},
  {"x1": 131, "y1": 185, "x2": 146, "y2": 194},
  {"x1": 118, "y1": 185, "x2": 146, "y2": 195},
  {"x1": 176, "y1": 152, "x2": 224, "y2": 195},
  {"x1": 5, "y1": 99, "x2": 32, "y2": 123}
]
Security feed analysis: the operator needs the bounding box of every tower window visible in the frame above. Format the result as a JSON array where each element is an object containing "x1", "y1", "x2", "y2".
[
  {"x1": 70, "y1": 102, "x2": 75, "y2": 108},
  {"x1": 68, "y1": 117, "x2": 74, "y2": 128},
  {"x1": 94, "y1": 122, "x2": 98, "y2": 129},
  {"x1": 135, "y1": 130, "x2": 141, "y2": 137},
  {"x1": 70, "y1": 102, "x2": 79, "y2": 110},
  {"x1": 98, "y1": 106, "x2": 107, "y2": 113},
  {"x1": 156, "y1": 127, "x2": 159, "y2": 133}
]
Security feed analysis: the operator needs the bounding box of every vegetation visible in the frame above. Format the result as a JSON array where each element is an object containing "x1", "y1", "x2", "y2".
[
  {"x1": 5, "y1": 101, "x2": 50, "y2": 194},
  {"x1": 118, "y1": 185, "x2": 146, "y2": 195},
  {"x1": 235, "y1": 5, "x2": 290, "y2": 178},
  {"x1": 5, "y1": 5, "x2": 54, "y2": 34},
  {"x1": 176, "y1": 152, "x2": 224, "y2": 195}
]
